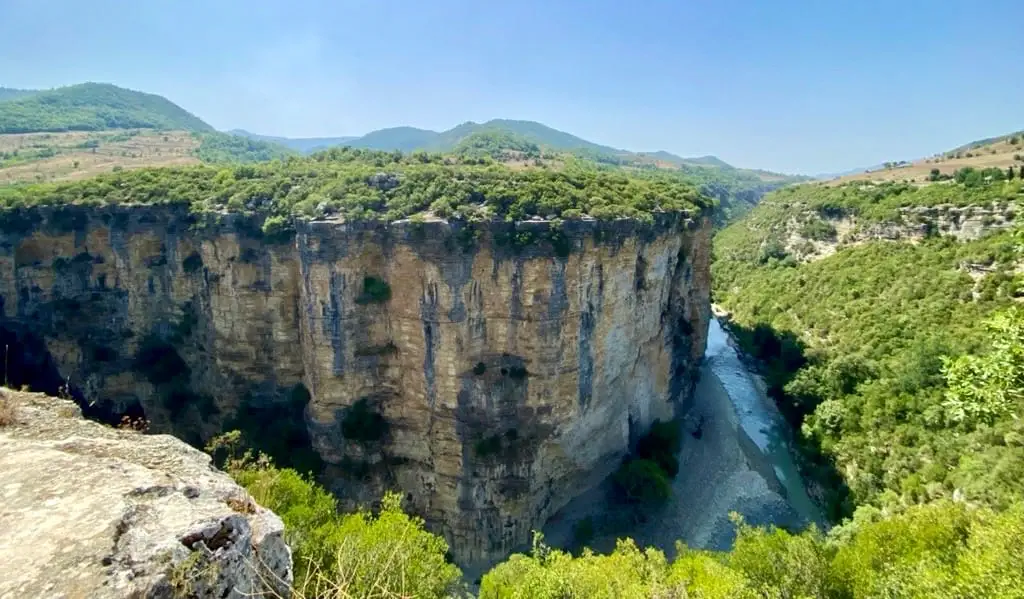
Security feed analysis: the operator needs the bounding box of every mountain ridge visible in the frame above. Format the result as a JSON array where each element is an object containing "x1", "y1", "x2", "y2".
[
  {"x1": 233, "y1": 119, "x2": 770, "y2": 174},
  {"x1": 0, "y1": 82, "x2": 212, "y2": 134}
]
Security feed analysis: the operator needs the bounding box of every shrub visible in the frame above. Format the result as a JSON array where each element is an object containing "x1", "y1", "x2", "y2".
[
  {"x1": 218, "y1": 446, "x2": 462, "y2": 598},
  {"x1": 356, "y1": 276, "x2": 392, "y2": 304},
  {"x1": 612, "y1": 459, "x2": 671, "y2": 505},
  {"x1": 474, "y1": 434, "x2": 503, "y2": 457},
  {"x1": 636, "y1": 419, "x2": 683, "y2": 477},
  {"x1": 260, "y1": 214, "x2": 294, "y2": 242},
  {"x1": 182, "y1": 251, "x2": 203, "y2": 273},
  {"x1": 472, "y1": 361, "x2": 487, "y2": 375},
  {"x1": 353, "y1": 342, "x2": 398, "y2": 357}
]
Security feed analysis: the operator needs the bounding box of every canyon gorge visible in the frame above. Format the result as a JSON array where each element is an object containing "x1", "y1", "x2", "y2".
[{"x1": 0, "y1": 205, "x2": 712, "y2": 569}]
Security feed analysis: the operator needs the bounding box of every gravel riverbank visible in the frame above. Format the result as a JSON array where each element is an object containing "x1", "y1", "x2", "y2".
[{"x1": 542, "y1": 319, "x2": 820, "y2": 557}]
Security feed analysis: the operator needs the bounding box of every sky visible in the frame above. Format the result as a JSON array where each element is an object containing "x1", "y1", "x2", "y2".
[{"x1": 1, "y1": 0, "x2": 1021, "y2": 174}]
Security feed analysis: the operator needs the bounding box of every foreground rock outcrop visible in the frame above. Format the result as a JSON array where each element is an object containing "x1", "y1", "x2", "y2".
[
  {"x1": 0, "y1": 390, "x2": 291, "y2": 599},
  {"x1": 0, "y1": 206, "x2": 712, "y2": 568}
]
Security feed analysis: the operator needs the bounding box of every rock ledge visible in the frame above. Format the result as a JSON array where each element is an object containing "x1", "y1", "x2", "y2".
[{"x1": 0, "y1": 390, "x2": 292, "y2": 599}]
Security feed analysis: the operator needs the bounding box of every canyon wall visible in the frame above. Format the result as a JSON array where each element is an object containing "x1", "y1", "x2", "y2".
[
  {"x1": 0, "y1": 205, "x2": 711, "y2": 568},
  {"x1": 776, "y1": 201, "x2": 1022, "y2": 263}
]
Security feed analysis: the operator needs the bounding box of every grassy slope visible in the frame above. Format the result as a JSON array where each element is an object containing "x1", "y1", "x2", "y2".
[
  {"x1": 714, "y1": 178, "x2": 1024, "y2": 517},
  {"x1": 0, "y1": 130, "x2": 296, "y2": 184},
  {"x1": 829, "y1": 132, "x2": 1024, "y2": 185},
  {"x1": 0, "y1": 83, "x2": 213, "y2": 134}
]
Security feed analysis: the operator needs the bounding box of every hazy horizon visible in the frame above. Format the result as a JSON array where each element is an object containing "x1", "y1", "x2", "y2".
[{"x1": 2, "y1": 0, "x2": 1021, "y2": 174}]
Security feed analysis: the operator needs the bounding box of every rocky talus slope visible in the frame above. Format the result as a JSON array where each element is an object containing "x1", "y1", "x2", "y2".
[
  {"x1": 0, "y1": 390, "x2": 291, "y2": 599},
  {"x1": 0, "y1": 206, "x2": 711, "y2": 568}
]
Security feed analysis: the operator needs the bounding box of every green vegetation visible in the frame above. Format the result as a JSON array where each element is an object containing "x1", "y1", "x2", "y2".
[
  {"x1": 453, "y1": 130, "x2": 541, "y2": 160},
  {"x1": 0, "y1": 87, "x2": 38, "y2": 102},
  {"x1": 209, "y1": 433, "x2": 461, "y2": 598},
  {"x1": 714, "y1": 177, "x2": 1024, "y2": 517},
  {"x1": 0, "y1": 148, "x2": 709, "y2": 224},
  {"x1": 743, "y1": 178, "x2": 1024, "y2": 226},
  {"x1": 481, "y1": 502, "x2": 1024, "y2": 598},
  {"x1": 0, "y1": 83, "x2": 212, "y2": 134},
  {"x1": 192, "y1": 131, "x2": 297, "y2": 163},
  {"x1": 612, "y1": 419, "x2": 682, "y2": 505},
  {"x1": 355, "y1": 276, "x2": 392, "y2": 304},
  {"x1": 207, "y1": 434, "x2": 1019, "y2": 599}
]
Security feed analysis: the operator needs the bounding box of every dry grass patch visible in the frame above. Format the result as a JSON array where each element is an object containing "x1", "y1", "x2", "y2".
[
  {"x1": 0, "y1": 129, "x2": 200, "y2": 184},
  {"x1": 0, "y1": 390, "x2": 18, "y2": 426}
]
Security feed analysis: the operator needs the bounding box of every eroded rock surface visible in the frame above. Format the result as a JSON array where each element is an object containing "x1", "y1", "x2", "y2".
[
  {"x1": 0, "y1": 206, "x2": 712, "y2": 568},
  {"x1": 0, "y1": 390, "x2": 291, "y2": 599}
]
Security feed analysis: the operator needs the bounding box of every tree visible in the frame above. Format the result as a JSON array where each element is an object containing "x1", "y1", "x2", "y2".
[
  {"x1": 929, "y1": 167, "x2": 941, "y2": 181},
  {"x1": 942, "y1": 308, "x2": 1024, "y2": 426}
]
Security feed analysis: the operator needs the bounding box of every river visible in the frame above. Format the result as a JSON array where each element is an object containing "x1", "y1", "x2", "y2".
[{"x1": 542, "y1": 317, "x2": 822, "y2": 556}]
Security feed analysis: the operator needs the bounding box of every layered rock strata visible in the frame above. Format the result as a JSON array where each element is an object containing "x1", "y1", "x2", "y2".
[{"x1": 0, "y1": 205, "x2": 711, "y2": 567}]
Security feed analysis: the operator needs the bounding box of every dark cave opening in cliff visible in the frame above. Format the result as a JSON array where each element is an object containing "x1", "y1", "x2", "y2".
[{"x1": 0, "y1": 322, "x2": 146, "y2": 425}]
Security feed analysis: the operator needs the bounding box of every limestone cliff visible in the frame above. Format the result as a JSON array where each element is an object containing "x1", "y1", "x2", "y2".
[
  {"x1": 776, "y1": 201, "x2": 1021, "y2": 263},
  {"x1": 0, "y1": 205, "x2": 712, "y2": 568},
  {"x1": 0, "y1": 389, "x2": 291, "y2": 598}
]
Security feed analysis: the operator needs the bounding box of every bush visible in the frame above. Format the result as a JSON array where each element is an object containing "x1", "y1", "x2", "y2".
[
  {"x1": 260, "y1": 214, "x2": 294, "y2": 242},
  {"x1": 612, "y1": 459, "x2": 671, "y2": 505},
  {"x1": 216, "y1": 443, "x2": 462, "y2": 598},
  {"x1": 356, "y1": 276, "x2": 392, "y2": 305},
  {"x1": 181, "y1": 251, "x2": 203, "y2": 273},
  {"x1": 636, "y1": 419, "x2": 682, "y2": 477}
]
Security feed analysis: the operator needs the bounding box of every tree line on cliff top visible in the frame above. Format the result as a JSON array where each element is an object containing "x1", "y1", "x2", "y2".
[{"x1": 0, "y1": 146, "x2": 711, "y2": 225}]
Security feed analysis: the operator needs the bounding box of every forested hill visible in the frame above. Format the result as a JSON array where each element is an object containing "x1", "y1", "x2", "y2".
[
  {"x1": 0, "y1": 83, "x2": 213, "y2": 134},
  {"x1": 0, "y1": 87, "x2": 38, "y2": 102},
  {"x1": 713, "y1": 171, "x2": 1024, "y2": 519}
]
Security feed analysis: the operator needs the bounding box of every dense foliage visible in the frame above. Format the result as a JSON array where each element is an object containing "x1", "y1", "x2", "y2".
[
  {"x1": 0, "y1": 87, "x2": 38, "y2": 102},
  {"x1": 0, "y1": 83, "x2": 212, "y2": 134},
  {"x1": 0, "y1": 147, "x2": 709, "y2": 223},
  {"x1": 482, "y1": 502, "x2": 1024, "y2": 598},
  {"x1": 453, "y1": 130, "x2": 541, "y2": 160},
  {"x1": 191, "y1": 131, "x2": 297, "y2": 163},
  {"x1": 714, "y1": 179, "x2": 1024, "y2": 517},
  {"x1": 209, "y1": 433, "x2": 461, "y2": 598},
  {"x1": 756, "y1": 178, "x2": 1024, "y2": 224},
  {"x1": 211, "y1": 431, "x2": 1024, "y2": 598}
]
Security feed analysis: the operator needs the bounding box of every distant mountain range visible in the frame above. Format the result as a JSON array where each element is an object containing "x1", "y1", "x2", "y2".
[
  {"x1": 0, "y1": 83, "x2": 212, "y2": 134},
  {"x1": 231, "y1": 119, "x2": 773, "y2": 174},
  {"x1": 228, "y1": 130, "x2": 357, "y2": 154},
  {"x1": 0, "y1": 82, "x2": 805, "y2": 182}
]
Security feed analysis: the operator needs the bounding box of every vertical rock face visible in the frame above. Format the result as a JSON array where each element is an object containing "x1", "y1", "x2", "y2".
[{"x1": 0, "y1": 206, "x2": 711, "y2": 568}]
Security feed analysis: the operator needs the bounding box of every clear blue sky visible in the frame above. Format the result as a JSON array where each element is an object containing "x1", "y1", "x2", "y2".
[{"x1": 1, "y1": 0, "x2": 1021, "y2": 174}]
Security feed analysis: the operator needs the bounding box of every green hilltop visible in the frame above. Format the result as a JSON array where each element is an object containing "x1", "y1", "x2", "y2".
[
  {"x1": 0, "y1": 87, "x2": 39, "y2": 102},
  {"x1": 0, "y1": 82, "x2": 213, "y2": 134}
]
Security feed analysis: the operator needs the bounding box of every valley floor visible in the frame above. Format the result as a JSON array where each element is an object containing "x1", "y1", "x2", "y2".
[{"x1": 542, "y1": 319, "x2": 818, "y2": 559}]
